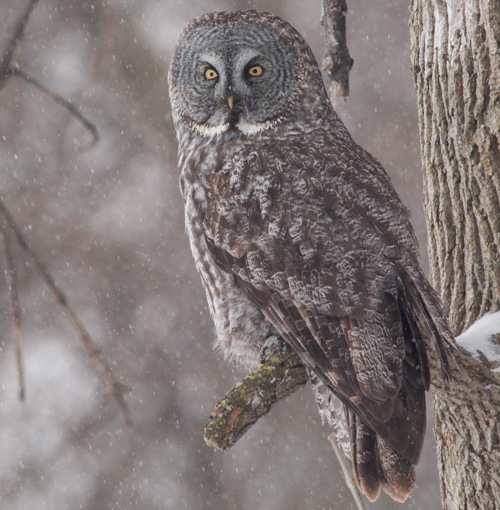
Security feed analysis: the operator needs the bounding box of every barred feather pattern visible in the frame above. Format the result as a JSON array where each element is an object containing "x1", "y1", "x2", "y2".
[{"x1": 169, "y1": 9, "x2": 454, "y2": 503}]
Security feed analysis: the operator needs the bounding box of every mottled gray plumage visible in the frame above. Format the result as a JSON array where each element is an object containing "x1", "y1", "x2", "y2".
[{"x1": 168, "y1": 10, "x2": 452, "y2": 502}]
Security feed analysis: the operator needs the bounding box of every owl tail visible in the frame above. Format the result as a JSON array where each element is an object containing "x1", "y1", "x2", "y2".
[
  {"x1": 346, "y1": 408, "x2": 415, "y2": 503},
  {"x1": 309, "y1": 370, "x2": 416, "y2": 502}
]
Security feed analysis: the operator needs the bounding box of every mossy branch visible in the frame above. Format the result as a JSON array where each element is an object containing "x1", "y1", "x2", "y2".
[{"x1": 204, "y1": 336, "x2": 308, "y2": 451}]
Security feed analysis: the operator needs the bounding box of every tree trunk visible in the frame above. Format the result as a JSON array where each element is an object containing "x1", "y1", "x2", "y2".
[{"x1": 409, "y1": 1, "x2": 500, "y2": 509}]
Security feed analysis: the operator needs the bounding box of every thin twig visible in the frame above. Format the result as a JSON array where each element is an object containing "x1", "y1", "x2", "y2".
[
  {"x1": 0, "y1": 231, "x2": 26, "y2": 401},
  {"x1": 320, "y1": 0, "x2": 353, "y2": 101},
  {"x1": 8, "y1": 68, "x2": 99, "y2": 147},
  {"x1": 328, "y1": 433, "x2": 368, "y2": 510},
  {"x1": 0, "y1": 198, "x2": 132, "y2": 426},
  {"x1": 0, "y1": 1, "x2": 99, "y2": 147},
  {"x1": 0, "y1": 0, "x2": 41, "y2": 83}
]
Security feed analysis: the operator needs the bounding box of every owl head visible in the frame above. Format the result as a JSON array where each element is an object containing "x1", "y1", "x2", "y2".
[{"x1": 168, "y1": 10, "x2": 329, "y2": 140}]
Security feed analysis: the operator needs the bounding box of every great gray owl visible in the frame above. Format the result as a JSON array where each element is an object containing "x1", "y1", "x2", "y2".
[{"x1": 168, "y1": 10, "x2": 453, "y2": 503}]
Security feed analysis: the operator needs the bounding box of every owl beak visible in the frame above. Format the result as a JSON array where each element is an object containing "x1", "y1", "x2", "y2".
[{"x1": 227, "y1": 95, "x2": 235, "y2": 112}]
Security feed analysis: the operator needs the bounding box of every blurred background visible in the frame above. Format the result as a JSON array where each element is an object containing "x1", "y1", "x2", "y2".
[{"x1": 0, "y1": 1, "x2": 439, "y2": 508}]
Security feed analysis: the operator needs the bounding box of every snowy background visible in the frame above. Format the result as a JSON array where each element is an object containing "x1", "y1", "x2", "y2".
[{"x1": 1, "y1": 1, "x2": 441, "y2": 508}]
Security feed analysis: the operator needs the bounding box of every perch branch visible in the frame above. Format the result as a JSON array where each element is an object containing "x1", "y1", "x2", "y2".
[
  {"x1": 204, "y1": 336, "x2": 308, "y2": 451},
  {"x1": 0, "y1": 231, "x2": 26, "y2": 401},
  {"x1": 320, "y1": 0, "x2": 353, "y2": 100},
  {"x1": 0, "y1": 199, "x2": 132, "y2": 426}
]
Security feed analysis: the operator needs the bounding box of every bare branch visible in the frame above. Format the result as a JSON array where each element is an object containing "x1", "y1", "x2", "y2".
[
  {"x1": 0, "y1": 2, "x2": 99, "y2": 147},
  {"x1": 0, "y1": 0, "x2": 41, "y2": 83},
  {"x1": 320, "y1": 0, "x2": 353, "y2": 101},
  {"x1": 0, "y1": 198, "x2": 132, "y2": 426},
  {"x1": 0, "y1": 231, "x2": 26, "y2": 401},
  {"x1": 8, "y1": 68, "x2": 99, "y2": 147},
  {"x1": 204, "y1": 336, "x2": 308, "y2": 451}
]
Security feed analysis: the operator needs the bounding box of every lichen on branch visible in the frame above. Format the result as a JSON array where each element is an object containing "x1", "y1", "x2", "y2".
[{"x1": 204, "y1": 336, "x2": 308, "y2": 451}]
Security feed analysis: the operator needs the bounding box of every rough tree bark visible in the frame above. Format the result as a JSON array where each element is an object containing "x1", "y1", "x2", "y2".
[{"x1": 410, "y1": 1, "x2": 500, "y2": 509}]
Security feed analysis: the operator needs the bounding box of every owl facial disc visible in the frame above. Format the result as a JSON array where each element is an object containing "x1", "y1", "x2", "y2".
[{"x1": 169, "y1": 17, "x2": 299, "y2": 137}]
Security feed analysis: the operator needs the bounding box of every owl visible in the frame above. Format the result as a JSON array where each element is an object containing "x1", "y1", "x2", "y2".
[{"x1": 168, "y1": 10, "x2": 452, "y2": 503}]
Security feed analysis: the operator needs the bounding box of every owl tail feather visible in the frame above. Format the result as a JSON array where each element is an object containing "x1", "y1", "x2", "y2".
[{"x1": 347, "y1": 409, "x2": 415, "y2": 502}]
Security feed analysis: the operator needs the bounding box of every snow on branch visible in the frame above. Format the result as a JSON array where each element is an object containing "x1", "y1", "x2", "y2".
[{"x1": 456, "y1": 311, "x2": 500, "y2": 368}]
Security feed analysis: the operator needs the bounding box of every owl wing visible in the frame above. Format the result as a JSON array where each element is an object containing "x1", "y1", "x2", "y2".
[
  {"x1": 201, "y1": 138, "x2": 451, "y2": 473},
  {"x1": 207, "y1": 234, "x2": 428, "y2": 463}
]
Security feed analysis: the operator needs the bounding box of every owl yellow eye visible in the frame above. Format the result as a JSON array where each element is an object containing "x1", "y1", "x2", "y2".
[
  {"x1": 247, "y1": 65, "x2": 264, "y2": 77},
  {"x1": 204, "y1": 68, "x2": 218, "y2": 80}
]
